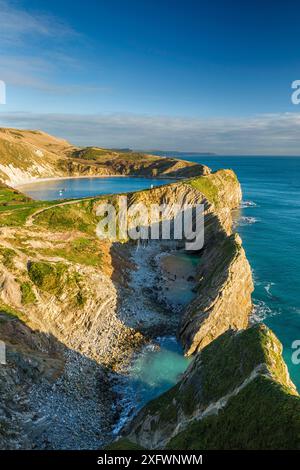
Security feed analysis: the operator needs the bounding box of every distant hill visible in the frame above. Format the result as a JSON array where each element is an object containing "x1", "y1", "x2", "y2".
[
  {"x1": 0, "y1": 128, "x2": 210, "y2": 186},
  {"x1": 108, "y1": 149, "x2": 216, "y2": 156},
  {"x1": 148, "y1": 150, "x2": 217, "y2": 157}
]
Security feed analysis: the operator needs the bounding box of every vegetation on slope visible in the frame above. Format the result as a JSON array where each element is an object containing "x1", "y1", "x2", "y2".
[
  {"x1": 28, "y1": 260, "x2": 86, "y2": 305},
  {"x1": 28, "y1": 261, "x2": 68, "y2": 295},
  {"x1": 188, "y1": 169, "x2": 239, "y2": 208},
  {"x1": 20, "y1": 282, "x2": 36, "y2": 305},
  {"x1": 166, "y1": 376, "x2": 300, "y2": 450},
  {"x1": 33, "y1": 199, "x2": 98, "y2": 234},
  {"x1": 0, "y1": 182, "x2": 56, "y2": 227},
  {"x1": 0, "y1": 247, "x2": 16, "y2": 269},
  {"x1": 72, "y1": 147, "x2": 150, "y2": 162},
  {"x1": 40, "y1": 236, "x2": 103, "y2": 267}
]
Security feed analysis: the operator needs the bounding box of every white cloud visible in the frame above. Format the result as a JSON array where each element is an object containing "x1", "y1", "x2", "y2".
[
  {"x1": 0, "y1": 2, "x2": 107, "y2": 95},
  {"x1": 1, "y1": 111, "x2": 300, "y2": 154},
  {"x1": 0, "y1": 0, "x2": 76, "y2": 45}
]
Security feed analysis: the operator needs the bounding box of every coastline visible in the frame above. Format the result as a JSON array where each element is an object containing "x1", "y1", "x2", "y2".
[
  {"x1": 14, "y1": 174, "x2": 179, "y2": 190},
  {"x1": 3, "y1": 150, "x2": 297, "y2": 450}
]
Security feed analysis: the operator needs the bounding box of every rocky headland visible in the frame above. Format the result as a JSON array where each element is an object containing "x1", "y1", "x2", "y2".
[{"x1": 0, "y1": 128, "x2": 299, "y2": 450}]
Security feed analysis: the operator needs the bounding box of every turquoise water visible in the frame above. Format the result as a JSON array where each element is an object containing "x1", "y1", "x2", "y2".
[
  {"x1": 171, "y1": 154, "x2": 300, "y2": 391},
  {"x1": 160, "y1": 252, "x2": 200, "y2": 306},
  {"x1": 114, "y1": 336, "x2": 191, "y2": 432},
  {"x1": 127, "y1": 337, "x2": 190, "y2": 406},
  {"x1": 17, "y1": 176, "x2": 173, "y2": 201},
  {"x1": 117, "y1": 253, "x2": 198, "y2": 418}
]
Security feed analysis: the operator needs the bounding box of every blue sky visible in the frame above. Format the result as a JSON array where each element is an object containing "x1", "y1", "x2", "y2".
[{"x1": 0, "y1": 0, "x2": 300, "y2": 154}]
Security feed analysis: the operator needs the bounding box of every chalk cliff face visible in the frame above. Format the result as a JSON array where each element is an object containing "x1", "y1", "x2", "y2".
[
  {"x1": 0, "y1": 128, "x2": 208, "y2": 186},
  {"x1": 114, "y1": 325, "x2": 300, "y2": 450}
]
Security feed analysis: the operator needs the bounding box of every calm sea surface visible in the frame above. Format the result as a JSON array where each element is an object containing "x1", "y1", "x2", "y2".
[{"x1": 18, "y1": 176, "x2": 173, "y2": 201}]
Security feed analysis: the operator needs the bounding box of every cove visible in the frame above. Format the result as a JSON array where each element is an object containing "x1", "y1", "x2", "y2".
[
  {"x1": 113, "y1": 337, "x2": 192, "y2": 435},
  {"x1": 113, "y1": 249, "x2": 199, "y2": 433},
  {"x1": 18, "y1": 175, "x2": 197, "y2": 420},
  {"x1": 17, "y1": 176, "x2": 174, "y2": 201},
  {"x1": 126, "y1": 336, "x2": 190, "y2": 407}
]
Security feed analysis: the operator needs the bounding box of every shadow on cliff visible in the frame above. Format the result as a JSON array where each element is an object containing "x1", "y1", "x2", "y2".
[
  {"x1": 0, "y1": 312, "x2": 124, "y2": 449},
  {"x1": 106, "y1": 198, "x2": 230, "y2": 344}
]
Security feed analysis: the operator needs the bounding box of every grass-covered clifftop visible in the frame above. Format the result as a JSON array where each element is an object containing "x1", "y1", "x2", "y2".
[
  {"x1": 188, "y1": 168, "x2": 241, "y2": 209},
  {"x1": 113, "y1": 324, "x2": 300, "y2": 450},
  {"x1": 0, "y1": 182, "x2": 57, "y2": 226}
]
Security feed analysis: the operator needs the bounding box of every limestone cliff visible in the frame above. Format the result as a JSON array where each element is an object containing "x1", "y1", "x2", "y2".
[
  {"x1": 114, "y1": 324, "x2": 300, "y2": 450},
  {"x1": 100, "y1": 169, "x2": 253, "y2": 355},
  {"x1": 0, "y1": 232, "x2": 145, "y2": 369},
  {"x1": 179, "y1": 233, "x2": 253, "y2": 355}
]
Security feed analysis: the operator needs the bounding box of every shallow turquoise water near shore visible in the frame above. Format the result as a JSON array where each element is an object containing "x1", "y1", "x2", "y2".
[
  {"x1": 127, "y1": 337, "x2": 190, "y2": 407},
  {"x1": 114, "y1": 252, "x2": 197, "y2": 421},
  {"x1": 112, "y1": 336, "x2": 191, "y2": 434}
]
